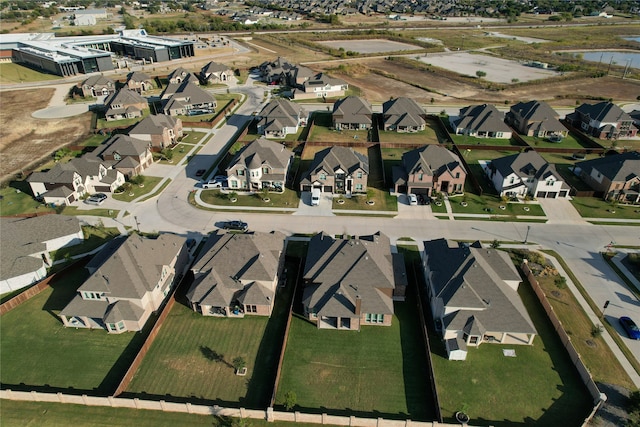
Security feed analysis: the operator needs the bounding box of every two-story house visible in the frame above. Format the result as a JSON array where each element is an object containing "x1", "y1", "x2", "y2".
[
  {"x1": 393, "y1": 145, "x2": 466, "y2": 196},
  {"x1": 301, "y1": 232, "x2": 407, "y2": 331},
  {"x1": 78, "y1": 75, "x2": 116, "y2": 98},
  {"x1": 167, "y1": 67, "x2": 197, "y2": 85},
  {"x1": 126, "y1": 71, "x2": 153, "y2": 94},
  {"x1": 160, "y1": 80, "x2": 216, "y2": 116},
  {"x1": 186, "y1": 231, "x2": 286, "y2": 318},
  {"x1": 506, "y1": 100, "x2": 568, "y2": 139},
  {"x1": 300, "y1": 146, "x2": 369, "y2": 195},
  {"x1": 293, "y1": 72, "x2": 348, "y2": 100},
  {"x1": 256, "y1": 99, "x2": 307, "y2": 138},
  {"x1": 225, "y1": 138, "x2": 293, "y2": 192},
  {"x1": 200, "y1": 61, "x2": 233, "y2": 84},
  {"x1": 129, "y1": 114, "x2": 183, "y2": 149},
  {"x1": 567, "y1": 102, "x2": 637, "y2": 139},
  {"x1": 27, "y1": 158, "x2": 125, "y2": 206},
  {"x1": 422, "y1": 239, "x2": 536, "y2": 360},
  {"x1": 382, "y1": 97, "x2": 426, "y2": 132},
  {"x1": 451, "y1": 104, "x2": 512, "y2": 139},
  {"x1": 484, "y1": 150, "x2": 570, "y2": 198},
  {"x1": 103, "y1": 89, "x2": 148, "y2": 121},
  {"x1": 89, "y1": 134, "x2": 153, "y2": 177},
  {"x1": 59, "y1": 233, "x2": 190, "y2": 333},
  {"x1": 577, "y1": 151, "x2": 640, "y2": 203},
  {"x1": 332, "y1": 96, "x2": 373, "y2": 130}
]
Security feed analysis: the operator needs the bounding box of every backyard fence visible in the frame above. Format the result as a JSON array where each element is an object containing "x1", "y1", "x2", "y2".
[
  {"x1": 0, "y1": 389, "x2": 465, "y2": 427},
  {"x1": 520, "y1": 260, "x2": 606, "y2": 427}
]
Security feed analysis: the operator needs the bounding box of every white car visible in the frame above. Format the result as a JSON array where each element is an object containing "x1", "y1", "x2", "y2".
[
  {"x1": 202, "y1": 180, "x2": 226, "y2": 189},
  {"x1": 408, "y1": 193, "x2": 418, "y2": 206}
]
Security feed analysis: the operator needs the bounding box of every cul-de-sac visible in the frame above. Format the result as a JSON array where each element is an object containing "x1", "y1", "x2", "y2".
[{"x1": 1, "y1": 1, "x2": 640, "y2": 426}]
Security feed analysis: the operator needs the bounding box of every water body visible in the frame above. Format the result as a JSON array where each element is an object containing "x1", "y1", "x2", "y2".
[
  {"x1": 573, "y1": 51, "x2": 640, "y2": 70},
  {"x1": 623, "y1": 36, "x2": 640, "y2": 43}
]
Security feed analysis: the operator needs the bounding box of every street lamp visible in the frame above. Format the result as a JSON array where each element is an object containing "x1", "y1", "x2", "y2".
[
  {"x1": 134, "y1": 216, "x2": 140, "y2": 233},
  {"x1": 524, "y1": 225, "x2": 531, "y2": 244}
]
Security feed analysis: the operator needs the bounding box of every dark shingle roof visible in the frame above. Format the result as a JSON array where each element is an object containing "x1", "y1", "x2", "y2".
[
  {"x1": 577, "y1": 151, "x2": 640, "y2": 182},
  {"x1": 305, "y1": 146, "x2": 369, "y2": 178},
  {"x1": 455, "y1": 104, "x2": 511, "y2": 134}
]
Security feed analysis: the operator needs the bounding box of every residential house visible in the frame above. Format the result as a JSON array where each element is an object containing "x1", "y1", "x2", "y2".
[
  {"x1": 293, "y1": 72, "x2": 349, "y2": 100},
  {"x1": 451, "y1": 104, "x2": 512, "y2": 139},
  {"x1": 78, "y1": 75, "x2": 116, "y2": 98},
  {"x1": 0, "y1": 216, "x2": 83, "y2": 294},
  {"x1": 126, "y1": 71, "x2": 153, "y2": 93},
  {"x1": 88, "y1": 134, "x2": 153, "y2": 177},
  {"x1": 300, "y1": 146, "x2": 369, "y2": 195},
  {"x1": 103, "y1": 89, "x2": 148, "y2": 121},
  {"x1": 160, "y1": 80, "x2": 216, "y2": 116},
  {"x1": 256, "y1": 99, "x2": 307, "y2": 138},
  {"x1": 200, "y1": 61, "x2": 233, "y2": 84},
  {"x1": 167, "y1": 67, "x2": 196, "y2": 85},
  {"x1": 186, "y1": 231, "x2": 286, "y2": 317},
  {"x1": 422, "y1": 239, "x2": 537, "y2": 360},
  {"x1": 484, "y1": 150, "x2": 570, "y2": 198},
  {"x1": 506, "y1": 100, "x2": 568, "y2": 139},
  {"x1": 258, "y1": 57, "x2": 296, "y2": 84},
  {"x1": 393, "y1": 145, "x2": 466, "y2": 196},
  {"x1": 59, "y1": 233, "x2": 190, "y2": 333},
  {"x1": 226, "y1": 138, "x2": 293, "y2": 192},
  {"x1": 382, "y1": 97, "x2": 426, "y2": 132},
  {"x1": 567, "y1": 101, "x2": 637, "y2": 139},
  {"x1": 289, "y1": 64, "x2": 316, "y2": 87},
  {"x1": 301, "y1": 232, "x2": 407, "y2": 331},
  {"x1": 576, "y1": 151, "x2": 640, "y2": 203},
  {"x1": 27, "y1": 158, "x2": 125, "y2": 205},
  {"x1": 332, "y1": 96, "x2": 373, "y2": 130},
  {"x1": 129, "y1": 114, "x2": 183, "y2": 149}
]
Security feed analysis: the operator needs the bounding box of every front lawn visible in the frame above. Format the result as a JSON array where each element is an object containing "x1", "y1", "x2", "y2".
[
  {"x1": 0, "y1": 262, "x2": 145, "y2": 393},
  {"x1": 570, "y1": 197, "x2": 640, "y2": 219},
  {"x1": 431, "y1": 277, "x2": 593, "y2": 426},
  {"x1": 199, "y1": 189, "x2": 300, "y2": 208},
  {"x1": 332, "y1": 189, "x2": 398, "y2": 212},
  {"x1": 126, "y1": 255, "x2": 299, "y2": 407},
  {"x1": 0, "y1": 181, "x2": 54, "y2": 216},
  {"x1": 449, "y1": 193, "x2": 545, "y2": 216},
  {"x1": 112, "y1": 177, "x2": 164, "y2": 202},
  {"x1": 156, "y1": 144, "x2": 201, "y2": 165},
  {"x1": 275, "y1": 303, "x2": 434, "y2": 420},
  {"x1": 180, "y1": 131, "x2": 207, "y2": 144}
]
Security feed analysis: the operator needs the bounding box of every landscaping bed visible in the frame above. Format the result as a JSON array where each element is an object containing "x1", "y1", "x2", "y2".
[{"x1": 199, "y1": 189, "x2": 299, "y2": 208}]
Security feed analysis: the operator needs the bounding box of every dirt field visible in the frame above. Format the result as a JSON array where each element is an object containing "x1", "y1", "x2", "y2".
[{"x1": 0, "y1": 89, "x2": 92, "y2": 180}]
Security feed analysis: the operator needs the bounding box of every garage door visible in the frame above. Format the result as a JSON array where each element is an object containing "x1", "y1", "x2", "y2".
[
  {"x1": 547, "y1": 192, "x2": 557, "y2": 198},
  {"x1": 323, "y1": 185, "x2": 333, "y2": 193},
  {"x1": 536, "y1": 191, "x2": 546, "y2": 198}
]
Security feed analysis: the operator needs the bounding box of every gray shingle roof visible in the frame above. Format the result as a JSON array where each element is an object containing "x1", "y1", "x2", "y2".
[
  {"x1": 382, "y1": 97, "x2": 426, "y2": 128},
  {"x1": 576, "y1": 101, "x2": 633, "y2": 124},
  {"x1": 258, "y1": 99, "x2": 303, "y2": 130},
  {"x1": 82, "y1": 75, "x2": 115, "y2": 87},
  {"x1": 305, "y1": 146, "x2": 369, "y2": 178},
  {"x1": 104, "y1": 89, "x2": 147, "y2": 108},
  {"x1": 491, "y1": 150, "x2": 561, "y2": 181},
  {"x1": 130, "y1": 114, "x2": 179, "y2": 136},
  {"x1": 509, "y1": 100, "x2": 567, "y2": 133},
  {"x1": 455, "y1": 104, "x2": 511, "y2": 134},
  {"x1": 228, "y1": 138, "x2": 293, "y2": 173},
  {"x1": 424, "y1": 239, "x2": 536, "y2": 336},
  {"x1": 302, "y1": 232, "x2": 397, "y2": 317},
  {"x1": 577, "y1": 151, "x2": 640, "y2": 182},
  {"x1": 401, "y1": 145, "x2": 463, "y2": 178},
  {"x1": 332, "y1": 96, "x2": 372, "y2": 125}
]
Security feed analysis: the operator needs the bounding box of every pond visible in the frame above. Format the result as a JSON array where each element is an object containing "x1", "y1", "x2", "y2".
[{"x1": 570, "y1": 51, "x2": 640, "y2": 70}]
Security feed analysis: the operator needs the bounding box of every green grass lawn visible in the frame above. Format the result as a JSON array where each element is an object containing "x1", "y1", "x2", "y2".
[
  {"x1": 126, "y1": 256, "x2": 299, "y2": 407},
  {"x1": 378, "y1": 128, "x2": 440, "y2": 145},
  {"x1": 80, "y1": 134, "x2": 109, "y2": 147},
  {"x1": 112, "y1": 177, "x2": 164, "y2": 202},
  {"x1": 538, "y1": 152, "x2": 600, "y2": 165},
  {"x1": 275, "y1": 303, "x2": 433, "y2": 420},
  {"x1": 431, "y1": 277, "x2": 593, "y2": 426},
  {"x1": 554, "y1": 164, "x2": 593, "y2": 192},
  {"x1": 0, "y1": 400, "x2": 345, "y2": 427},
  {"x1": 451, "y1": 135, "x2": 524, "y2": 147},
  {"x1": 332, "y1": 189, "x2": 398, "y2": 211},
  {"x1": 59, "y1": 206, "x2": 119, "y2": 218},
  {"x1": 180, "y1": 131, "x2": 207, "y2": 144},
  {"x1": 0, "y1": 263, "x2": 145, "y2": 393},
  {"x1": 0, "y1": 63, "x2": 62, "y2": 84},
  {"x1": 51, "y1": 226, "x2": 121, "y2": 262},
  {"x1": 460, "y1": 149, "x2": 517, "y2": 164},
  {"x1": 520, "y1": 134, "x2": 587, "y2": 150},
  {"x1": 0, "y1": 181, "x2": 54, "y2": 216},
  {"x1": 449, "y1": 193, "x2": 545, "y2": 216},
  {"x1": 199, "y1": 189, "x2": 300, "y2": 209},
  {"x1": 155, "y1": 144, "x2": 200, "y2": 165},
  {"x1": 97, "y1": 111, "x2": 150, "y2": 129},
  {"x1": 571, "y1": 197, "x2": 640, "y2": 219}
]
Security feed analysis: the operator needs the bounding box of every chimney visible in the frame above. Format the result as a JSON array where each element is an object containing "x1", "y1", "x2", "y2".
[{"x1": 355, "y1": 295, "x2": 362, "y2": 315}]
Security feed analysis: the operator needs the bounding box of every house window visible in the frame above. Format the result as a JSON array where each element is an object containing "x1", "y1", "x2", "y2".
[
  {"x1": 83, "y1": 292, "x2": 103, "y2": 300},
  {"x1": 231, "y1": 181, "x2": 238, "y2": 188},
  {"x1": 245, "y1": 305, "x2": 257, "y2": 313},
  {"x1": 107, "y1": 323, "x2": 116, "y2": 331},
  {"x1": 547, "y1": 180, "x2": 554, "y2": 186},
  {"x1": 455, "y1": 172, "x2": 460, "y2": 178},
  {"x1": 509, "y1": 177, "x2": 515, "y2": 184},
  {"x1": 319, "y1": 173, "x2": 326, "y2": 180},
  {"x1": 418, "y1": 173, "x2": 423, "y2": 181},
  {"x1": 238, "y1": 169, "x2": 244, "y2": 176},
  {"x1": 357, "y1": 172, "x2": 363, "y2": 179},
  {"x1": 117, "y1": 321, "x2": 124, "y2": 330},
  {"x1": 263, "y1": 167, "x2": 269, "y2": 173},
  {"x1": 355, "y1": 184, "x2": 363, "y2": 191},
  {"x1": 365, "y1": 313, "x2": 384, "y2": 323}
]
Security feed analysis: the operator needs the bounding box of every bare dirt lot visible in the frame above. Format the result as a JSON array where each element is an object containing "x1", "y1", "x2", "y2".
[{"x1": 0, "y1": 89, "x2": 92, "y2": 180}]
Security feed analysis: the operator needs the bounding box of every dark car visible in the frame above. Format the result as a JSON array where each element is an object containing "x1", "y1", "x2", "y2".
[
  {"x1": 223, "y1": 220, "x2": 248, "y2": 231},
  {"x1": 85, "y1": 193, "x2": 107, "y2": 205},
  {"x1": 195, "y1": 169, "x2": 206, "y2": 177},
  {"x1": 619, "y1": 316, "x2": 640, "y2": 340}
]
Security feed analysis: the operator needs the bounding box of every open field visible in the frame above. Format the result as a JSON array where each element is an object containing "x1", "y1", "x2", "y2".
[
  {"x1": 319, "y1": 39, "x2": 423, "y2": 54},
  {"x1": 0, "y1": 63, "x2": 62, "y2": 84},
  {"x1": 276, "y1": 303, "x2": 433, "y2": 420},
  {"x1": 0, "y1": 262, "x2": 144, "y2": 393}
]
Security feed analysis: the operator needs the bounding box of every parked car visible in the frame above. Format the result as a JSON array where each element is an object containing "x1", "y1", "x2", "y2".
[
  {"x1": 85, "y1": 193, "x2": 107, "y2": 205},
  {"x1": 619, "y1": 316, "x2": 640, "y2": 340},
  {"x1": 223, "y1": 220, "x2": 248, "y2": 231},
  {"x1": 195, "y1": 169, "x2": 206, "y2": 177},
  {"x1": 202, "y1": 180, "x2": 226, "y2": 189},
  {"x1": 408, "y1": 193, "x2": 418, "y2": 206},
  {"x1": 212, "y1": 175, "x2": 227, "y2": 183}
]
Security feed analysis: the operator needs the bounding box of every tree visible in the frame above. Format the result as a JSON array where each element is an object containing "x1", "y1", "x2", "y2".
[
  {"x1": 490, "y1": 239, "x2": 500, "y2": 249},
  {"x1": 283, "y1": 391, "x2": 297, "y2": 411},
  {"x1": 161, "y1": 148, "x2": 174, "y2": 162},
  {"x1": 476, "y1": 70, "x2": 487, "y2": 78},
  {"x1": 628, "y1": 390, "x2": 640, "y2": 427},
  {"x1": 232, "y1": 356, "x2": 246, "y2": 373}
]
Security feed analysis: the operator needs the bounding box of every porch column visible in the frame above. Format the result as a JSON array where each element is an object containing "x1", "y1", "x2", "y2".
[
  {"x1": 527, "y1": 334, "x2": 535, "y2": 345},
  {"x1": 500, "y1": 332, "x2": 506, "y2": 343}
]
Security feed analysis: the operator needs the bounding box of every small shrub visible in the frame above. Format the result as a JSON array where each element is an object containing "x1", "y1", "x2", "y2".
[
  {"x1": 591, "y1": 324, "x2": 603, "y2": 338},
  {"x1": 554, "y1": 276, "x2": 567, "y2": 289},
  {"x1": 283, "y1": 391, "x2": 297, "y2": 411}
]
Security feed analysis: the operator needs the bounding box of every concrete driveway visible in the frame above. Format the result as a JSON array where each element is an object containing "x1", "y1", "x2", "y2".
[{"x1": 537, "y1": 197, "x2": 585, "y2": 224}]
